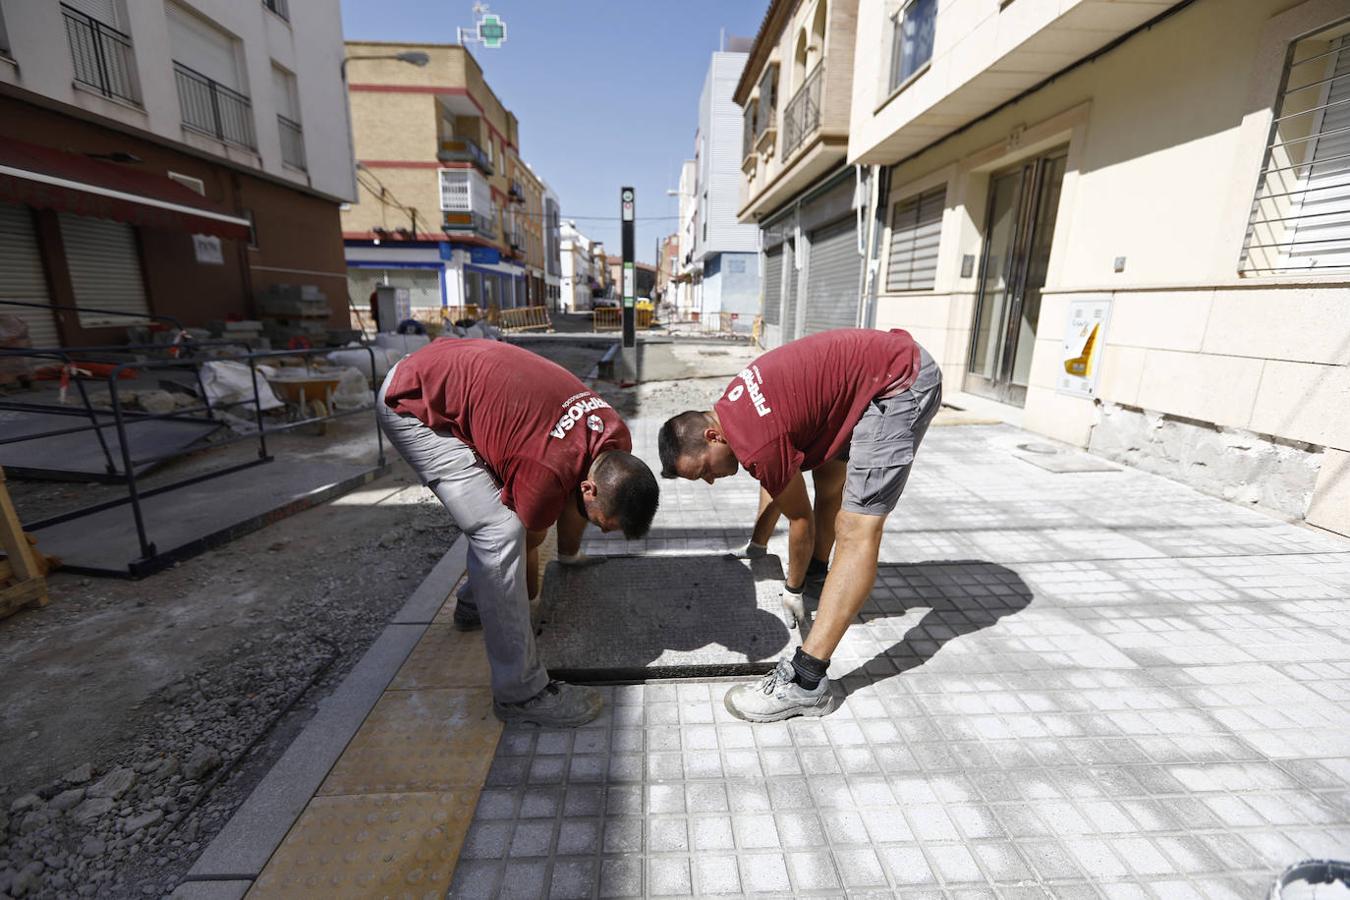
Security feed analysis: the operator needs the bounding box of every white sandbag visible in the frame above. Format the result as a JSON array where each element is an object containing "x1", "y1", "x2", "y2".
[
  {"x1": 374, "y1": 332, "x2": 431, "y2": 356},
  {"x1": 200, "y1": 360, "x2": 284, "y2": 411},
  {"x1": 331, "y1": 366, "x2": 373, "y2": 410},
  {"x1": 327, "y1": 346, "x2": 389, "y2": 379}
]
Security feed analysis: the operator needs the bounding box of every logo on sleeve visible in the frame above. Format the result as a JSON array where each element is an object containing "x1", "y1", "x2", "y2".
[
  {"x1": 729, "y1": 366, "x2": 772, "y2": 417},
  {"x1": 549, "y1": 392, "x2": 613, "y2": 440}
]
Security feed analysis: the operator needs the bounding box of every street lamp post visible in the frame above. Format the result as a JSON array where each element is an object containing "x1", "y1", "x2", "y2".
[{"x1": 340, "y1": 51, "x2": 430, "y2": 205}]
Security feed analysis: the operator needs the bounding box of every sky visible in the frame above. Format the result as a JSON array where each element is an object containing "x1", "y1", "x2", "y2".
[{"x1": 340, "y1": 0, "x2": 767, "y2": 264}]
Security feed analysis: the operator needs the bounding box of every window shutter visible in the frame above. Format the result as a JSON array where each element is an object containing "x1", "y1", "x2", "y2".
[
  {"x1": 166, "y1": 3, "x2": 240, "y2": 90},
  {"x1": 0, "y1": 203, "x2": 59, "y2": 348},
  {"x1": 1286, "y1": 37, "x2": 1350, "y2": 270},
  {"x1": 885, "y1": 186, "x2": 944, "y2": 291}
]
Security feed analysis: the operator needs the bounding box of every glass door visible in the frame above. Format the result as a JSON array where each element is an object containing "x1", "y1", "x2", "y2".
[{"x1": 965, "y1": 150, "x2": 1067, "y2": 406}]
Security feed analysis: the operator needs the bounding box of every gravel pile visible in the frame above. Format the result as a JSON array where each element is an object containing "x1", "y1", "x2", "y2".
[{"x1": 0, "y1": 489, "x2": 456, "y2": 898}]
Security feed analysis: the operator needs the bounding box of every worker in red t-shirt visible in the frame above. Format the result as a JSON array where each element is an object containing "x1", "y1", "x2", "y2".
[
  {"x1": 658, "y1": 329, "x2": 942, "y2": 722},
  {"x1": 379, "y1": 339, "x2": 659, "y2": 727}
]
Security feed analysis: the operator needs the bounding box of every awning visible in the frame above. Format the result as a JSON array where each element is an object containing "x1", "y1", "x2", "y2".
[{"x1": 0, "y1": 138, "x2": 252, "y2": 240}]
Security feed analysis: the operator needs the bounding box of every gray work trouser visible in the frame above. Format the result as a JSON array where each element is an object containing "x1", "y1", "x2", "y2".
[{"x1": 376, "y1": 364, "x2": 549, "y2": 704}]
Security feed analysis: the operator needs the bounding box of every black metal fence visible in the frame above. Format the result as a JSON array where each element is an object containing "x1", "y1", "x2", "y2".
[
  {"x1": 173, "y1": 62, "x2": 256, "y2": 150},
  {"x1": 277, "y1": 114, "x2": 306, "y2": 169},
  {"x1": 62, "y1": 4, "x2": 138, "y2": 104},
  {"x1": 782, "y1": 66, "x2": 823, "y2": 160}
]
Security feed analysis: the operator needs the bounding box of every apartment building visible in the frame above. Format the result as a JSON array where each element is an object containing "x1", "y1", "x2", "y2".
[
  {"x1": 559, "y1": 219, "x2": 595, "y2": 313},
  {"x1": 689, "y1": 46, "x2": 761, "y2": 331},
  {"x1": 673, "y1": 158, "x2": 699, "y2": 320},
  {"x1": 542, "y1": 182, "x2": 562, "y2": 308},
  {"x1": 0, "y1": 0, "x2": 352, "y2": 347},
  {"x1": 735, "y1": 0, "x2": 860, "y2": 349},
  {"x1": 341, "y1": 41, "x2": 557, "y2": 316},
  {"x1": 735, "y1": 0, "x2": 1350, "y2": 536}
]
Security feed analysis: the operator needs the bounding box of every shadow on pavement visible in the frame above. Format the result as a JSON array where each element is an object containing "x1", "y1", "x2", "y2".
[{"x1": 823, "y1": 560, "x2": 1033, "y2": 700}]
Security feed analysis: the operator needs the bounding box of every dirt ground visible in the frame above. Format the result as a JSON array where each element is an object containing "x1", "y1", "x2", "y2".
[{"x1": 0, "y1": 335, "x2": 744, "y2": 898}]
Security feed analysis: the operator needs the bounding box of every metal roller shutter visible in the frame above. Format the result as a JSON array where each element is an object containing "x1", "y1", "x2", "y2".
[
  {"x1": 782, "y1": 240, "x2": 799, "y2": 343},
  {"x1": 58, "y1": 213, "x2": 149, "y2": 328},
  {"x1": 886, "y1": 186, "x2": 944, "y2": 291},
  {"x1": 0, "y1": 203, "x2": 60, "y2": 349},
  {"x1": 1288, "y1": 37, "x2": 1350, "y2": 270},
  {"x1": 761, "y1": 244, "x2": 783, "y2": 326},
  {"x1": 803, "y1": 217, "x2": 861, "y2": 335}
]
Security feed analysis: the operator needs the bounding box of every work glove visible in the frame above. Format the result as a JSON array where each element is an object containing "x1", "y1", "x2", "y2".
[
  {"x1": 557, "y1": 552, "x2": 606, "y2": 568},
  {"x1": 724, "y1": 540, "x2": 768, "y2": 561},
  {"x1": 781, "y1": 581, "x2": 806, "y2": 629}
]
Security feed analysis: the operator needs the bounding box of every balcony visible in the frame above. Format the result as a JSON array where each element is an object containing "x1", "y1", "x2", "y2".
[
  {"x1": 437, "y1": 138, "x2": 493, "y2": 175},
  {"x1": 509, "y1": 180, "x2": 525, "y2": 203},
  {"x1": 782, "y1": 65, "x2": 822, "y2": 161},
  {"x1": 277, "y1": 114, "x2": 305, "y2": 170},
  {"x1": 173, "y1": 62, "x2": 256, "y2": 150},
  {"x1": 62, "y1": 4, "x2": 139, "y2": 104},
  {"x1": 442, "y1": 210, "x2": 496, "y2": 239},
  {"x1": 742, "y1": 108, "x2": 758, "y2": 172}
]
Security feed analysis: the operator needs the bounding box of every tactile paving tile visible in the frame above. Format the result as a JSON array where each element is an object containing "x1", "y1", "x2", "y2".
[
  {"x1": 247, "y1": 791, "x2": 478, "y2": 899},
  {"x1": 318, "y1": 689, "x2": 500, "y2": 795},
  {"x1": 390, "y1": 625, "x2": 491, "y2": 690},
  {"x1": 534, "y1": 554, "x2": 792, "y2": 672}
]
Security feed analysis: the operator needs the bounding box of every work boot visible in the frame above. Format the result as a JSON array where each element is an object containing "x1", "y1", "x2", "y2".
[
  {"x1": 452, "y1": 595, "x2": 481, "y2": 632},
  {"x1": 724, "y1": 657, "x2": 831, "y2": 723},
  {"x1": 494, "y1": 681, "x2": 604, "y2": 727}
]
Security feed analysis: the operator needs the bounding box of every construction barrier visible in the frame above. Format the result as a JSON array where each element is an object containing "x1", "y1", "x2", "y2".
[
  {"x1": 497, "y1": 306, "x2": 553, "y2": 333},
  {"x1": 593, "y1": 307, "x2": 622, "y2": 332},
  {"x1": 592, "y1": 307, "x2": 654, "y2": 332},
  {"x1": 441, "y1": 305, "x2": 480, "y2": 323},
  {"x1": 752, "y1": 315, "x2": 764, "y2": 348},
  {"x1": 718, "y1": 311, "x2": 742, "y2": 333}
]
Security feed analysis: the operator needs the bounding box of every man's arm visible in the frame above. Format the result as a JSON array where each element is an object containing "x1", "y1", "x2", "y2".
[
  {"x1": 773, "y1": 472, "x2": 814, "y2": 589},
  {"x1": 525, "y1": 527, "x2": 549, "y2": 601}
]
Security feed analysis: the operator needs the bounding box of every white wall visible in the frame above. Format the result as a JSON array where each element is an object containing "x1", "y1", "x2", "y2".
[
  {"x1": 0, "y1": 0, "x2": 352, "y2": 201},
  {"x1": 696, "y1": 51, "x2": 760, "y2": 258}
]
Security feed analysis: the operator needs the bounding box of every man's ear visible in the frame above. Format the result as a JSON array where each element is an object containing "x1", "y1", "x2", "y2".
[
  {"x1": 703, "y1": 427, "x2": 723, "y2": 444},
  {"x1": 579, "y1": 478, "x2": 599, "y2": 501}
]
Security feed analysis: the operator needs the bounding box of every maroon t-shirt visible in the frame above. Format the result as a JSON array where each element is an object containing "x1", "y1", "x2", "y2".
[
  {"x1": 383, "y1": 339, "x2": 631, "y2": 530},
  {"x1": 713, "y1": 329, "x2": 921, "y2": 497}
]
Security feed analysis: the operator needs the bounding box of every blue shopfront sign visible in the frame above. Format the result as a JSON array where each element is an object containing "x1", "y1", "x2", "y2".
[
  {"x1": 469, "y1": 246, "x2": 501, "y2": 265},
  {"x1": 438, "y1": 242, "x2": 453, "y2": 261}
]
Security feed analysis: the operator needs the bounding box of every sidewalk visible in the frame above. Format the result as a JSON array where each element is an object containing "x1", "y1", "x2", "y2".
[{"x1": 184, "y1": 416, "x2": 1350, "y2": 898}]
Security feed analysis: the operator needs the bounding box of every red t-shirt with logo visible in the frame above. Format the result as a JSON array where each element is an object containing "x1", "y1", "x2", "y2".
[
  {"x1": 713, "y1": 329, "x2": 921, "y2": 497},
  {"x1": 383, "y1": 339, "x2": 631, "y2": 530}
]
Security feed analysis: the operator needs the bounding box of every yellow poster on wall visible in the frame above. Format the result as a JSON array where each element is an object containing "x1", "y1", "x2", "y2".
[{"x1": 1057, "y1": 298, "x2": 1111, "y2": 397}]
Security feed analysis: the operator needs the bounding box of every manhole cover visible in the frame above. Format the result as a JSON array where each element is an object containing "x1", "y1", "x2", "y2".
[
  {"x1": 1017, "y1": 442, "x2": 1060, "y2": 455},
  {"x1": 536, "y1": 554, "x2": 792, "y2": 681}
]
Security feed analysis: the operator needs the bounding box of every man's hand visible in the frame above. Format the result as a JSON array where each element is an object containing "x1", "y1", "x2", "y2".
[
  {"x1": 558, "y1": 551, "x2": 606, "y2": 568},
  {"x1": 781, "y1": 580, "x2": 806, "y2": 629},
  {"x1": 724, "y1": 540, "x2": 768, "y2": 560}
]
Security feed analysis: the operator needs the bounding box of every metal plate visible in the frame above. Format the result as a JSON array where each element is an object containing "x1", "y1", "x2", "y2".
[{"x1": 534, "y1": 554, "x2": 793, "y2": 679}]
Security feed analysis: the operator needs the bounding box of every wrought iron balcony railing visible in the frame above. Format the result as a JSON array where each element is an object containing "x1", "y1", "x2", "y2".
[
  {"x1": 62, "y1": 4, "x2": 138, "y2": 104},
  {"x1": 437, "y1": 138, "x2": 493, "y2": 175},
  {"x1": 781, "y1": 65, "x2": 822, "y2": 160},
  {"x1": 174, "y1": 62, "x2": 256, "y2": 150}
]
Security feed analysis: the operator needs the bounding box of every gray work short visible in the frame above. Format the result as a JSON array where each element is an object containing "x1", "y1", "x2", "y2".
[{"x1": 840, "y1": 348, "x2": 943, "y2": 517}]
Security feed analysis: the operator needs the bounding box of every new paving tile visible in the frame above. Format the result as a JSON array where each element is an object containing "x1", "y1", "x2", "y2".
[{"x1": 451, "y1": 421, "x2": 1350, "y2": 899}]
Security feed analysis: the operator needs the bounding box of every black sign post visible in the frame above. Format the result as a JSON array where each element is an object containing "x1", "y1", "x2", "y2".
[{"x1": 617, "y1": 186, "x2": 638, "y2": 384}]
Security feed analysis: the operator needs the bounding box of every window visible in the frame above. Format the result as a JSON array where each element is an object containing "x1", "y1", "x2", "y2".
[
  {"x1": 261, "y1": 0, "x2": 288, "y2": 21},
  {"x1": 1241, "y1": 25, "x2": 1350, "y2": 275},
  {"x1": 0, "y1": 6, "x2": 11, "y2": 54},
  {"x1": 885, "y1": 185, "x2": 944, "y2": 291},
  {"x1": 167, "y1": 4, "x2": 255, "y2": 148},
  {"x1": 272, "y1": 64, "x2": 305, "y2": 170},
  {"x1": 889, "y1": 0, "x2": 936, "y2": 93},
  {"x1": 61, "y1": 0, "x2": 139, "y2": 103}
]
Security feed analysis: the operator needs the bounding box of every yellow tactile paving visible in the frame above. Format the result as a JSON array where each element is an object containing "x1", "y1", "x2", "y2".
[
  {"x1": 389, "y1": 625, "x2": 491, "y2": 690},
  {"x1": 317, "y1": 688, "x2": 501, "y2": 796},
  {"x1": 246, "y1": 790, "x2": 479, "y2": 899}
]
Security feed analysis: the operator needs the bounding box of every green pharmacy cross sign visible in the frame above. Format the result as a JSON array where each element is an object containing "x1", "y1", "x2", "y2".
[{"x1": 477, "y1": 14, "x2": 506, "y2": 48}]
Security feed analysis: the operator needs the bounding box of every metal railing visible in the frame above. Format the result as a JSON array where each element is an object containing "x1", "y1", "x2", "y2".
[
  {"x1": 437, "y1": 137, "x2": 493, "y2": 174},
  {"x1": 173, "y1": 62, "x2": 256, "y2": 150},
  {"x1": 277, "y1": 114, "x2": 306, "y2": 170},
  {"x1": 61, "y1": 4, "x2": 138, "y2": 104},
  {"x1": 262, "y1": 0, "x2": 289, "y2": 20},
  {"x1": 782, "y1": 65, "x2": 823, "y2": 160}
]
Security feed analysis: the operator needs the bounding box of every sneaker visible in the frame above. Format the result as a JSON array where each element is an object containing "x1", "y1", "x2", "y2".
[
  {"x1": 494, "y1": 681, "x2": 604, "y2": 727},
  {"x1": 452, "y1": 596, "x2": 481, "y2": 632},
  {"x1": 724, "y1": 657, "x2": 832, "y2": 723}
]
